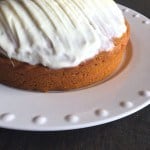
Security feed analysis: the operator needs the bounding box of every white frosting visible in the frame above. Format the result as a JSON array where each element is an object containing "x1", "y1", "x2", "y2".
[{"x1": 0, "y1": 0, "x2": 126, "y2": 69}]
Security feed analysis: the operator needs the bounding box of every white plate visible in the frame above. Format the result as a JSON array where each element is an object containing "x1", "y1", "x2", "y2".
[{"x1": 0, "y1": 5, "x2": 150, "y2": 131}]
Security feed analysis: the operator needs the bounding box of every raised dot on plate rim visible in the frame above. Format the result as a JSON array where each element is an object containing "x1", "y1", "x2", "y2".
[
  {"x1": 120, "y1": 101, "x2": 133, "y2": 108},
  {"x1": 133, "y1": 14, "x2": 140, "y2": 18},
  {"x1": 142, "y1": 20, "x2": 150, "y2": 24},
  {"x1": 95, "y1": 109, "x2": 109, "y2": 117},
  {"x1": 139, "y1": 90, "x2": 150, "y2": 97},
  {"x1": 32, "y1": 116, "x2": 47, "y2": 125},
  {"x1": 0, "y1": 113, "x2": 15, "y2": 122},
  {"x1": 122, "y1": 8, "x2": 129, "y2": 12},
  {"x1": 65, "y1": 115, "x2": 79, "y2": 123}
]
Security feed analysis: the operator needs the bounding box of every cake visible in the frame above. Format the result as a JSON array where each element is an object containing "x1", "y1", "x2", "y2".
[{"x1": 0, "y1": 0, "x2": 130, "y2": 92}]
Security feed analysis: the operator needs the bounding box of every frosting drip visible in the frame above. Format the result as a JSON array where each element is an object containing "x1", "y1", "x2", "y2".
[{"x1": 0, "y1": 0, "x2": 126, "y2": 68}]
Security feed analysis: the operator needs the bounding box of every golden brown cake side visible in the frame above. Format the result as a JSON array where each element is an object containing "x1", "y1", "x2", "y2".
[{"x1": 0, "y1": 23, "x2": 130, "y2": 92}]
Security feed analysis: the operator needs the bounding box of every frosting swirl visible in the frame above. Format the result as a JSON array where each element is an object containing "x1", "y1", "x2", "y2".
[{"x1": 0, "y1": 0, "x2": 126, "y2": 68}]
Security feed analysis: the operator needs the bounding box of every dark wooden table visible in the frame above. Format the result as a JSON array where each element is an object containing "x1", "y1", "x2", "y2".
[{"x1": 0, "y1": 1, "x2": 149, "y2": 150}]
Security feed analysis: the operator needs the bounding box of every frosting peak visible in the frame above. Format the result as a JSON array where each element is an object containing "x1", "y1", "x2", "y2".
[{"x1": 0, "y1": 0, "x2": 126, "y2": 69}]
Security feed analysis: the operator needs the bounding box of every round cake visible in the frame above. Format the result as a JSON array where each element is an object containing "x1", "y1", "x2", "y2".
[{"x1": 0, "y1": 0, "x2": 130, "y2": 92}]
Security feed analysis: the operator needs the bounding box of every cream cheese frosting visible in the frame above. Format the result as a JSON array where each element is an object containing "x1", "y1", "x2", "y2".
[{"x1": 0, "y1": 0, "x2": 127, "y2": 69}]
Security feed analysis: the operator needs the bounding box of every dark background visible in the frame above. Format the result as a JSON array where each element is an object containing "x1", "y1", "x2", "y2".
[{"x1": 0, "y1": 0, "x2": 149, "y2": 150}]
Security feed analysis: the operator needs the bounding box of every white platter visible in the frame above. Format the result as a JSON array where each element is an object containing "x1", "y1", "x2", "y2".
[{"x1": 0, "y1": 5, "x2": 150, "y2": 131}]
